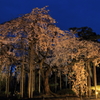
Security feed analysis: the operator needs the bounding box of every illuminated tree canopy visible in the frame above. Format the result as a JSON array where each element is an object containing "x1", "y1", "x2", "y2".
[{"x1": 0, "y1": 7, "x2": 100, "y2": 98}]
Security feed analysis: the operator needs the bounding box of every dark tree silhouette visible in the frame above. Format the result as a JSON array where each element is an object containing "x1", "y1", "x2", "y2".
[{"x1": 69, "y1": 27, "x2": 100, "y2": 42}]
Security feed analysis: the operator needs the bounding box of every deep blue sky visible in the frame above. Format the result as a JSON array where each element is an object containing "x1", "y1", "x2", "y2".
[{"x1": 0, "y1": 0, "x2": 100, "y2": 34}]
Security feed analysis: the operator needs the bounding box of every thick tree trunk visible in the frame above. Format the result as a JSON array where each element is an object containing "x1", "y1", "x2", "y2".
[
  {"x1": 44, "y1": 69, "x2": 51, "y2": 95},
  {"x1": 39, "y1": 59, "x2": 51, "y2": 95}
]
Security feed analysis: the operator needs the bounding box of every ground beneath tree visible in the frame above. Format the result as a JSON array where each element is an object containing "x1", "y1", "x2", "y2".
[{"x1": 0, "y1": 96, "x2": 100, "y2": 100}]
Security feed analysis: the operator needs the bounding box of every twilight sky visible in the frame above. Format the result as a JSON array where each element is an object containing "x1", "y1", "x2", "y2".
[{"x1": 0, "y1": 0, "x2": 100, "y2": 34}]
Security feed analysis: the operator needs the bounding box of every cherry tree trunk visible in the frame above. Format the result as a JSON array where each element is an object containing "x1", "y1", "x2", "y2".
[
  {"x1": 44, "y1": 70, "x2": 50, "y2": 95},
  {"x1": 40, "y1": 59, "x2": 51, "y2": 95}
]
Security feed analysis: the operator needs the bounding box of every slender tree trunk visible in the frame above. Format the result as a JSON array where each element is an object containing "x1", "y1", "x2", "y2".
[
  {"x1": 28, "y1": 69, "x2": 32, "y2": 98},
  {"x1": 6, "y1": 72, "x2": 10, "y2": 97},
  {"x1": 20, "y1": 61, "x2": 24, "y2": 98},
  {"x1": 31, "y1": 68, "x2": 35, "y2": 98},
  {"x1": 0, "y1": 73, "x2": 1, "y2": 93},
  {"x1": 55, "y1": 72, "x2": 57, "y2": 92},
  {"x1": 28, "y1": 62, "x2": 32, "y2": 98},
  {"x1": 28, "y1": 73, "x2": 30, "y2": 98},
  {"x1": 87, "y1": 61, "x2": 91, "y2": 97},
  {"x1": 6, "y1": 66, "x2": 10, "y2": 97},
  {"x1": 59, "y1": 71, "x2": 62, "y2": 90},
  {"x1": 87, "y1": 73, "x2": 91, "y2": 97},
  {"x1": 65, "y1": 74, "x2": 67, "y2": 88},
  {"x1": 93, "y1": 65, "x2": 97, "y2": 99},
  {"x1": 39, "y1": 70, "x2": 41, "y2": 93},
  {"x1": 20, "y1": 38, "x2": 25, "y2": 98},
  {"x1": 28, "y1": 42, "x2": 35, "y2": 98},
  {"x1": 28, "y1": 69, "x2": 35, "y2": 98}
]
